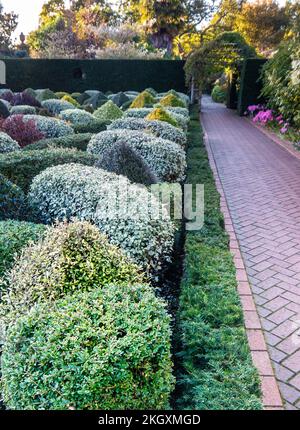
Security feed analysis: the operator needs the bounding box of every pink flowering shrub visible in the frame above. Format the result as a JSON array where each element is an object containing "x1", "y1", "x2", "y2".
[
  {"x1": 0, "y1": 115, "x2": 45, "y2": 147},
  {"x1": 246, "y1": 104, "x2": 299, "y2": 143}
]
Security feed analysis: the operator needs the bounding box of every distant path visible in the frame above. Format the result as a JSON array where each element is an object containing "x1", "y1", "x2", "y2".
[{"x1": 201, "y1": 95, "x2": 300, "y2": 409}]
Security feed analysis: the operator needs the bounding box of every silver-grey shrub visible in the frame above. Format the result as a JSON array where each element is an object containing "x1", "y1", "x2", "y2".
[
  {"x1": 87, "y1": 130, "x2": 186, "y2": 182},
  {"x1": 28, "y1": 164, "x2": 175, "y2": 278},
  {"x1": 108, "y1": 118, "x2": 187, "y2": 147},
  {"x1": 23, "y1": 115, "x2": 74, "y2": 138}
]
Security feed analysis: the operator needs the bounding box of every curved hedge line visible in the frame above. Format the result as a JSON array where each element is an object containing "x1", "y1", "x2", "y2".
[
  {"x1": 24, "y1": 133, "x2": 93, "y2": 152},
  {"x1": 0, "y1": 148, "x2": 97, "y2": 192}
]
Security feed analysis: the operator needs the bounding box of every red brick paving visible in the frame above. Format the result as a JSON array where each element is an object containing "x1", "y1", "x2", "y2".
[{"x1": 201, "y1": 96, "x2": 300, "y2": 409}]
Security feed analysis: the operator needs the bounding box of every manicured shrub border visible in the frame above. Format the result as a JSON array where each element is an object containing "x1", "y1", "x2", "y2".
[{"x1": 175, "y1": 105, "x2": 262, "y2": 410}]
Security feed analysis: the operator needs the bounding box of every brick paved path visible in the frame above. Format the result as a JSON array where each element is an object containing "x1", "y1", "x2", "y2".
[{"x1": 201, "y1": 96, "x2": 300, "y2": 409}]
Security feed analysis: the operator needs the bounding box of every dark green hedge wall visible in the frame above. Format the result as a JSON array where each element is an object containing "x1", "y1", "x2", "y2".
[
  {"x1": 226, "y1": 71, "x2": 238, "y2": 110},
  {"x1": 0, "y1": 59, "x2": 186, "y2": 93},
  {"x1": 237, "y1": 58, "x2": 267, "y2": 115}
]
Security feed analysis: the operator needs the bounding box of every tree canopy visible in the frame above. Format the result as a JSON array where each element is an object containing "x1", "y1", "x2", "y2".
[{"x1": 0, "y1": 2, "x2": 18, "y2": 50}]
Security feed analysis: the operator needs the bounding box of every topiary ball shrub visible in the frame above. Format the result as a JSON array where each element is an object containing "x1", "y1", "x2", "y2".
[
  {"x1": 108, "y1": 118, "x2": 187, "y2": 147},
  {"x1": 96, "y1": 141, "x2": 159, "y2": 186},
  {"x1": 1, "y1": 283, "x2": 174, "y2": 410},
  {"x1": 23, "y1": 115, "x2": 74, "y2": 138},
  {"x1": 59, "y1": 109, "x2": 95, "y2": 125},
  {"x1": 0, "y1": 220, "x2": 46, "y2": 280},
  {"x1": 211, "y1": 84, "x2": 227, "y2": 103},
  {"x1": 159, "y1": 93, "x2": 187, "y2": 108},
  {"x1": 55, "y1": 92, "x2": 69, "y2": 99},
  {"x1": 41, "y1": 99, "x2": 75, "y2": 115},
  {"x1": 35, "y1": 89, "x2": 58, "y2": 103},
  {"x1": 145, "y1": 87, "x2": 157, "y2": 97},
  {"x1": 28, "y1": 164, "x2": 175, "y2": 278},
  {"x1": 0, "y1": 174, "x2": 26, "y2": 221},
  {"x1": 1, "y1": 115, "x2": 45, "y2": 148},
  {"x1": 88, "y1": 130, "x2": 186, "y2": 182},
  {"x1": 0, "y1": 132, "x2": 20, "y2": 153},
  {"x1": 130, "y1": 90, "x2": 156, "y2": 109},
  {"x1": 24, "y1": 133, "x2": 93, "y2": 152},
  {"x1": 61, "y1": 94, "x2": 80, "y2": 107},
  {"x1": 1, "y1": 220, "x2": 144, "y2": 323},
  {"x1": 93, "y1": 101, "x2": 124, "y2": 121},
  {"x1": 10, "y1": 105, "x2": 36, "y2": 115},
  {"x1": 0, "y1": 148, "x2": 97, "y2": 192},
  {"x1": 146, "y1": 107, "x2": 179, "y2": 128},
  {"x1": 72, "y1": 119, "x2": 110, "y2": 134}
]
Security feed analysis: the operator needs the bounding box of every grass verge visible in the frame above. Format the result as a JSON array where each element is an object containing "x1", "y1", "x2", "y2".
[{"x1": 175, "y1": 104, "x2": 262, "y2": 410}]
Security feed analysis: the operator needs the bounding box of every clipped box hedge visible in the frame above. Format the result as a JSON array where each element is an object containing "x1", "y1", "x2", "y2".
[
  {"x1": 237, "y1": 58, "x2": 267, "y2": 115},
  {"x1": 2, "y1": 59, "x2": 186, "y2": 93},
  {"x1": 0, "y1": 148, "x2": 97, "y2": 192},
  {"x1": 24, "y1": 133, "x2": 93, "y2": 152},
  {"x1": 176, "y1": 105, "x2": 262, "y2": 410}
]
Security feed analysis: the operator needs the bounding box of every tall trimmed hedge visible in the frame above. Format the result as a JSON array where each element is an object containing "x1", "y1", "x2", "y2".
[
  {"x1": 1, "y1": 59, "x2": 186, "y2": 93},
  {"x1": 237, "y1": 59, "x2": 267, "y2": 115}
]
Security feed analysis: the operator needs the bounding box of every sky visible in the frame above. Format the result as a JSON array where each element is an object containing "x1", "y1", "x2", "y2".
[{"x1": 2, "y1": 0, "x2": 288, "y2": 40}]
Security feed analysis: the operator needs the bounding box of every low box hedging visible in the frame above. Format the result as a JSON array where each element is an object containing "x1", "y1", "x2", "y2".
[
  {"x1": 176, "y1": 105, "x2": 262, "y2": 410},
  {"x1": 24, "y1": 133, "x2": 93, "y2": 152},
  {"x1": 2, "y1": 283, "x2": 174, "y2": 410},
  {"x1": 72, "y1": 119, "x2": 110, "y2": 134},
  {"x1": 0, "y1": 148, "x2": 97, "y2": 192}
]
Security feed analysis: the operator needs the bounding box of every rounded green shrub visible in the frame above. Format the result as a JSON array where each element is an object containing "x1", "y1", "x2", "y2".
[
  {"x1": 0, "y1": 148, "x2": 96, "y2": 192},
  {"x1": 24, "y1": 133, "x2": 93, "y2": 152},
  {"x1": 96, "y1": 141, "x2": 159, "y2": 186},
  {"x1": 10, "y1": 105, "x2": 36, "y2": 115},
  {"x1": 159, "y1": 93, "x2": 186, "y2": 108},
  {"x1": 2, "y1": 283, "x2": 174, "y2": 410},
  {"x1": 93, "y1": 100, "x2": 123, "y2": 121},
  {"x1": 108, "y1": 118, "x2": 187, "y2": 147},
  {"x1": 1, "y1": 220, "x2": 144, "y2": 323},
  {"x1": 146, "y1": 107, "x2": 179, "y2": 128},
  {"x1": 23, "y1": 115, "x2": 74, "y2": 138},
  {"x1": 0, "y1": 174, "x2": 26, "y2": 221},
  {"x1": 0, "y1": 132, "x2": 20, "y2": 154},
  {"x1": 55, "y1": 92, "x2": 69, "y2": 99},
  {"x1": 62, "y1": 94, "x2": 80, "y2": 107},
  {"x1": 28, "y1": 164, "x2": 175, "y2": 278},
  {"x1": 88, "y1": 130, "x2": 186, "y2": 182},
  {"x1": 130, "y1": 90, "x2": 156, "y2": 109},
  {"x1": 35, "y1": 89, "x2": 58, "y2": 102},
  {"x1": 0, "y1": 220, "x2": 46, "y2": 280},
  {"x1": 211, "y1": 85, "x2": 227, "y2": 103},
  {"x1": 59, "y1": 109, "x2": 95, "y2": 125},
  {"x1": 41, "y1": 99, "x2": 75, "y2": 115}
]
